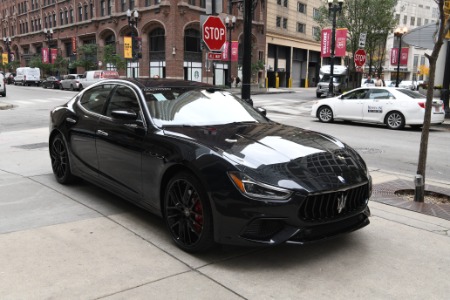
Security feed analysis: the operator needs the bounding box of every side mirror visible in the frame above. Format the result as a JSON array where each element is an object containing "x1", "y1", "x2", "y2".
[
  {"x1": 111, "y1": 109, "x2": 138, "y2": 120},
  {"x1": 256, "y1": 107, "x2": 267, "y2": 116}
]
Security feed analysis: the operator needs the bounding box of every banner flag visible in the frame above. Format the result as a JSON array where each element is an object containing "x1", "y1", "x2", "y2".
[
  {"x1": 335, "y1": 28, "x2": 347, "y2": 57},
  {"x1": 321, "y1": 29, "x2": 331, "y2": 57}
]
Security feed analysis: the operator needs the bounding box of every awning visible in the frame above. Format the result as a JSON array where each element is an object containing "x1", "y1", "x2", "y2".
[{"x1": 402, "y1": 22, "x2": 439, "y2": 50}]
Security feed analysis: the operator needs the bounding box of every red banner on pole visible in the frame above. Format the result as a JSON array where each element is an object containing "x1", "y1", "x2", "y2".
[
  {"x1": 72, "y1": 37, "x2": 77, "y2": 54},
  {"x1": 335, "y1": 28, "x2": 347, "y2": 57},
  {"x1": 390, "y1": 48, "x2": 409, "y2": 65},
  {"x1": 51, "y1": 49, "x2": 58, "y2": 62},
  {"x1": 400, "y1": 47, "x2": 408, "y2": 65},
  {"x1": 321, "y1": 29, "x2": 331, "y2": 57},
  {"x1": 222, "y1": 41, "x2": 239, "y2": 62},
  {"x1": 42, "y1": 48, "x2": 49, "y2": 64}
]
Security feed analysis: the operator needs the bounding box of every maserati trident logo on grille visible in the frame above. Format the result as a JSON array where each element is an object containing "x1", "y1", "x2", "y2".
[{"x1": 337, "y1": 193, "x2": 347, "y2": 213}]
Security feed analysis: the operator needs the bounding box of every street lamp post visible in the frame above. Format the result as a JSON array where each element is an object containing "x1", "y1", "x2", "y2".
[
  {"x1": 327, "y1": 0, "x2": 343, "y2": 97},
  {"x1": 127, "y1": 9, "x2": 139, "y2": 78},
  {"x1": 43, "y1": 28, "x2": 54, "y2": 64},
  {"x1": 394, "y1": 27, "x2": 408, "y2": 87},
  {"x1": 3, "y1": 37, "x2": 11, "y2": 65},
  {"x1": 225, "y1": 15, "x2": 236, "y2": 88}
]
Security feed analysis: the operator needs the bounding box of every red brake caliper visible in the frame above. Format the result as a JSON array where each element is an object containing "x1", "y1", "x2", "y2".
[{"x1": 193, "y1": 197, "x2": 203, "y2": 233}]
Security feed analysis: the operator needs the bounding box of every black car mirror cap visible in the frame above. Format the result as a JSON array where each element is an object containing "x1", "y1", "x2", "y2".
[{"x1": 111, "y1": 109, "x2": 138, "y2": 120}]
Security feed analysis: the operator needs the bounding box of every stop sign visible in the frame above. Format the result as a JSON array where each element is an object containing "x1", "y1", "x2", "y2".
[
  {"x1": 202, "y1": 16, "x2": 226, "y2": 52},
  {"x1": 354, "y1": 49, "x2": 366, "y2": 67}
]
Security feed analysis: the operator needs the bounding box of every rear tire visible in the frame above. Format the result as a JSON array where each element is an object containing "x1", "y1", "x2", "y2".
[
  {"x1": 49, "y1": 134, "x2": 77, "y2": 184},
  {"x1": 385, "y1": 111, "x2": 405, "y2": 130}
]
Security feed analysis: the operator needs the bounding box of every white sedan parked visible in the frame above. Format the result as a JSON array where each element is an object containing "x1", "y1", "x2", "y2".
[{"x1": 311, "y1": 87, "x2": 445, "y2": 130}]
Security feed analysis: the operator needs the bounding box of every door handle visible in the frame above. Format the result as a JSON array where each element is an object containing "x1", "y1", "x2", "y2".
[
  {"x1": 66, "y1": 117, "x2": 77, "y2": 124},
  {"x1": 97, "y1": 130, "x2": 108, "y2": 137}
]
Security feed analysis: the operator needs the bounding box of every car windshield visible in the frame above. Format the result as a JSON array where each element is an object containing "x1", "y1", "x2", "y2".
[
  {"x1": 144, "y1": 88, "x2": 269, "y2": 127},
  {"x1": 320, "y1": 75, "x2": 340, "y2": 83},
  {"x1": 396, "y1": 89, "x2": 425, "y2": 99}
]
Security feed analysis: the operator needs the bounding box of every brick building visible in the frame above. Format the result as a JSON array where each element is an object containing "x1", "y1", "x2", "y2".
[{"x1": 0, "y1": 0, "x2": 266, "y2": 84}]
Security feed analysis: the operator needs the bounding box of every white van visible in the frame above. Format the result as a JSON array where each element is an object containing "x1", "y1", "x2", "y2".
[
  {"x1": 78, "y1": 70, "x2": 119, "y2": 90},
  {"x1": 14, "y1": 67, "x2": 41, "y2": 86}
]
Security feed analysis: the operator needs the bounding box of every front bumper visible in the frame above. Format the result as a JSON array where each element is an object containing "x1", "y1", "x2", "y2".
[{"x1": 211, "y1": 182, "x2": 371, "y2": 247}]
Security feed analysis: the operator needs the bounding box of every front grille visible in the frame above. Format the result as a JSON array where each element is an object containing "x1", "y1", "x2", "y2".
[{"x1": 299, "y1": 183, "x2": 369, "y2": 222}]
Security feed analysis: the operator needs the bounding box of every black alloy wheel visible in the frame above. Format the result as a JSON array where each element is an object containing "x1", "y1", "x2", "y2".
[
  {"x1": 50, "y1": 134, "x2": 76, "y2": 184},
  {"x1": 164, "y1": 172, "x2": 214, "y2": 252}
]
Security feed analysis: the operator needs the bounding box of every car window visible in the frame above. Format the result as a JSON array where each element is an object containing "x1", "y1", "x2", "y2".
[
  {"x1": 106, "y1": 86, "x2": 141, "y2": 118},
  {"x1": 368, "y1": 89, "x2": 394, "y2": 100},
  {"x1": 146, "y1": 89, "x2": 269, "y2": 127},
  {"x1": 341, "y1": 89, "x2": 368, "y2": 100},
  {"x1": 397, "y1": 89, "x2": 425, "y2": 99},
  {"x1": 79, "y1": 84, "x2": 115, "y2": 114}
]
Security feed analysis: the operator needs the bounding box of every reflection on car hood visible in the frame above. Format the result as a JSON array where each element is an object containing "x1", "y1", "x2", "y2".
[{"x1": 164, "y1": 123, "x2": 368, "y2": 192}]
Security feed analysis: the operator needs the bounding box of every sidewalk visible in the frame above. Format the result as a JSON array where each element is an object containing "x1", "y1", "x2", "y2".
[{"x1": 0, "y1": 126, "x2": 449, "y2": 298}]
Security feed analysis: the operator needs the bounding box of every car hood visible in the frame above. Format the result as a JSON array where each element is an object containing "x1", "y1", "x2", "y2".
[{"x1": 163, "y1": 123, "x2": 368, "y2": 193}]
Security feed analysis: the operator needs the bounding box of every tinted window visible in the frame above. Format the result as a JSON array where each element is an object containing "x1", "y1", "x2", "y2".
[
  {"x1": 106, "y1": 86, "x2": 141, "y2": 117},
  {"x1": 397, "y1": 89, "x2": 426, "y2": 99},
  {"x1": 368, "y1": 89, "x2": 394, "y2": 99},
  {"x1": 341, "y1": 89, "x2": 369, "y2": 100},
  {"x1": 79, "y1": 84, "x2": 115, "y2": 114}
]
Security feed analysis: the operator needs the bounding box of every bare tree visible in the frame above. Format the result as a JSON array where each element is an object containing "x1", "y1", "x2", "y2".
[{"x1": 415, "y1": 0, "x2": 450, "y2": 201}]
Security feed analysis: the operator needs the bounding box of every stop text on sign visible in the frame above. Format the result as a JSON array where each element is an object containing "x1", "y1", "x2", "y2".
[
  {"x1": 204, "y1": 27, "x2": 225, "y2": 41},
  {"x1": 355, "y1": 53, "x2": 365, "y2": 62}
]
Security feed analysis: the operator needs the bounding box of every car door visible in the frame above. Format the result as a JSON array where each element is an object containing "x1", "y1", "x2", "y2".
[
  {"x1": 96, "y1": 84, "x2": 147, "y2": 201},
  {"x1": 70, "y1": 85, "x2": 113, "y2": 178},
  {"x1": 363, "y1": 89, "x2": 395, "y2": 123},
  {"x1": 333, "y1": 89, "x2": 369, "y2": 120}
]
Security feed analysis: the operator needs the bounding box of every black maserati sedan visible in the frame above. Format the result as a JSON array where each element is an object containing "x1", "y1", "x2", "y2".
[{"x1": 49, "y1": 78, "x2": 371, "y2": 252}]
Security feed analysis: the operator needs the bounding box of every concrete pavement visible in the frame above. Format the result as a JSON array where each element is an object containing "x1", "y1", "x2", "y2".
[{"x1": 1, "y1": 90, "x2": 450, "y2": 299}]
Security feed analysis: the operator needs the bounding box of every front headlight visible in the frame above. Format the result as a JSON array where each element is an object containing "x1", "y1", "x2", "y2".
[{"x1": 227, "y1": 171, "x2": 293, "y2": 201}]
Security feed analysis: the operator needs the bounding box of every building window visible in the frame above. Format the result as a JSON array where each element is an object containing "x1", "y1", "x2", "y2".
[
  {"x1": 121, "y1": 0, "x2": 126, "y2": 12},
  {"x1": 276, "y1": 16, "x2": 281, "y2": 27},
  {"x1": 410, "y1": 17, "x2": 415, "y2": 26},
  {"x1": 297, "y1": 2, "x2": 306, "y2": 13},
  {"x1": 184, "y1": 29, "x2": 201, "y2": 52},
  {"x1": 277, "y1": 0, "x2": 281, "y2": 5},
  {"x1": 283, "y1": 0, "x2": 288, "y2": 7},
  {"x1": 79, "y1": 6, "x2": 83, "y2": 21},
  {"x1": 313, "y1": 8, "x2": 320, "y2": 19},
  {"x1": 312, "y1": 26, "x2": 320, "y2": 37},
  {"x1": 44, "y1": 16, "x2": 48, "y2": 28},
  {"x1": 424, "y1": 19, "x2": 429, "y2": 24},
  {"x1": 297, "y1": 22, "x2": 305, "y2": 33},
  {"x1": 149, "y1": 28, "x2": 165, "y2": 52},
  {"x1": 60, "y1": 11, "x2": 64, "y2": 25},
  {"x1": 130, "y1": 0, "x2": 135, "y2": 9},
  {"x1": 90, "y1": 3, "x2": 94, "y2": 18},
  {"x1": 108, "y1": 0, "x2": 112, "y2": 15},
  {"x1": 189, "y1": 0, "x2": 195, "y2": 5},
  {"x1": 417, "y1": 18, "x2": 422, "y2": 26},
  {"x1": 65, "y1": 10, "x2": 69, "y2": 24},
  {"x1": 84, "y1": 5, "x2": 88, "y2": 20},
  {"x1": 395, "y1": 14, "x2": 400, "y2": 25},
  {"x1": 53, "y1": 14, "x2": 56, "y2": 27},
  {"x1": 101, "y1": 0, "x2": 105, "y2": 16},
  {"x1": 70, "y1": 9, "x2": 74, "y2": 23},
  {"x1": 403, "y1": 15, "x2": 407, "y2": 25},
  {"x1": 200, "y1": 0, "x2": 206, "y2": 8},
  {"x1": 283, "y1": 18, "x2": 287, "y2": 29}
]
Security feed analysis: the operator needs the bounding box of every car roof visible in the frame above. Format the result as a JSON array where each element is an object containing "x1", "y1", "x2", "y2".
[{"x1": 124, "y1": 78, "x2": 213, "y2": 89}]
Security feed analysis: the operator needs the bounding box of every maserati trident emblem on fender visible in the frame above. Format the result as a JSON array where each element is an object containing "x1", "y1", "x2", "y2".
[{"x1": 337, "y1": 193, "x2": 347, "y2": 213}]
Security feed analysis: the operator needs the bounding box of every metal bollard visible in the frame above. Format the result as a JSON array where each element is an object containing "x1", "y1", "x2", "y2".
[{"x1": 414, "y1": 174, "x2": 424, "y2": 202}]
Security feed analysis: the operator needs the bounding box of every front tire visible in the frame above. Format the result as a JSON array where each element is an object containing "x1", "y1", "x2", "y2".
[
  {"x1": 50, "y1": 134, "x2": 76, "y2": 184},
  {"x1": 164, "y1": 172, "x2": 215, "y2": 253},
  {"x1": 385, "y1": 111, "x2": 405, "y2": 130},
  {"x1": 317, "y1": 106, "x2": 334, "y2": 123}
]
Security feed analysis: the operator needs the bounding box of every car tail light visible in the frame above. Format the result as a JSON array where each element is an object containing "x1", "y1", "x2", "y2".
[{"x1": 418, "y1": 102, "x2": 425, "y2": 108}]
